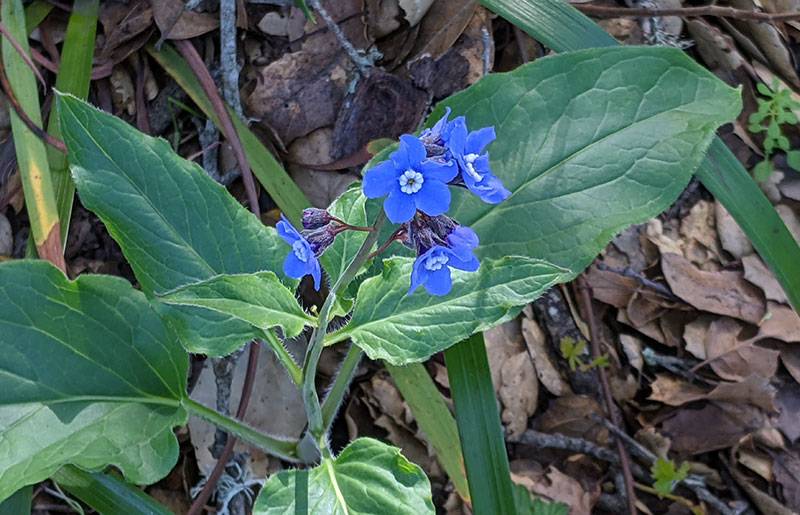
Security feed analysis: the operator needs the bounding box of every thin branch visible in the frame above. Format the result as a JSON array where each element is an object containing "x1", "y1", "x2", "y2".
[
  {"x1": 0, "y1": 21, "x2": 46, "y2": 86},
  {"x1": 575, "y1": 4, "x2": 800, "y2": 22},
  {"x1": 0, "y1": 58, "x2": 66, "y2": 153},
  {"x1": 577, "y1": 276, "x2": 638, "y2": 515},
  {"x1": 306, "y1": 0, "x2": 375, "y2": 76}
]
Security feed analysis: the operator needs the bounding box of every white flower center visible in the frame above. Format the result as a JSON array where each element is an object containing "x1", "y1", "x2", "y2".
[
  {"x1": 398, "y1": 170, "x2": 424, "y2": 194},
  {"x1": 292, "y1": 240, "x2": 308, "y2": 262},
  {"x1": 424, "y1": 254, "x2": 449, "y2": 271},
  {"x1": 464, "y1": 153, "x2": 483, "y2": 181}
]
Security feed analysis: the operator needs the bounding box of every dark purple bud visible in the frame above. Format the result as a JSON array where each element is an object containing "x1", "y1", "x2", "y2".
[
  {"x1": 427, "y1": 215, "x2": 457, "y2": 241},
  {"x1": 301, "y1": 208, "x2": 333, "y2": 230},
  {"x1": 304, "y1": 225, "x2": 337, "y2": 255},
  {"x1": 424, "y1": 142, "x2": 447, "y2": 158}
]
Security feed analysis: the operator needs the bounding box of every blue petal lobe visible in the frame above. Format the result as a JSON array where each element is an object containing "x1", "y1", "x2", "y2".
[
  {"x1": 400, "y1": 134, "x2": 427, "y2": 164},
  {"x1": 277, "y1": 216, "x2": 301, "y2": 244},
  {"x1": 414, "y1": 179, "x2": 451, "y2": 217},
  {"x1": 420, "y1": 159, "x2": 458, "y2": 183},
  {"x1": 384, "y1": 189, "x2": 417, "y2": 223},
  {"x1": 283, "y1": 251, "x2": 307, "y2": 280},
  {"x1": 466, "y1": 127, "x2": 496, "y2": 154},
  {"x1": 425, "y1": 267, "x2": 453, "y2": 296},
  {"x1": 310, "y1": 257, "x2": 322, "y2": 291},
  {"x1": 447, "y1": 118, "x2": 468, "y2": 155},
  {"x1": 448, "y1": 252, "x2": 480, "y2": 272},
  {"x1": 362, "y1": 160, "x2": 397, "y2": 198}
]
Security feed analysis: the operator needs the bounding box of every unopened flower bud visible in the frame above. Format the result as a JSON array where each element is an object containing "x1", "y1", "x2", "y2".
[
  {"x1": 304, "y1": 224, "x2": 337, "y2": 255},
  {"x1": 301, "y1": 208, "x2": 333, "y2": 230},
  {"x1": 427, "y1": 215, "x2": 457, "y2": 240}
]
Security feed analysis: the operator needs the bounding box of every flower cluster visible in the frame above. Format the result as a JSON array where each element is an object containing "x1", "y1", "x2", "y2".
[
  {"x1": 365, "y1": 110, "x2": 508, "y2": 295},
  {"x1": 277, "y1": 110, "x2": 508, "y2": 296}
]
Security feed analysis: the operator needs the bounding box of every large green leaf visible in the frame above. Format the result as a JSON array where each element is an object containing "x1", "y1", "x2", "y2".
[
  {"x1": 253, "y1": 438, "x2": 434, "y2": 514},
  {"x1": 435, "y1": 46, "x2": 740, "y2": 274},
  {"x1": 0, "y1": 260, "x2": 188, "y2": 502},
  {"x1": 320, "y1": 187, "x2": 369, "y2": 286},
  {"x1": 327, "y1": 257, "x2": 568, "y2": 364},
  {"x1": 158, "y1": 272, "x2": 315, "y2": 337},
  {"x1": 58, "y1": 93, "x2": 297, "y2": 356}
]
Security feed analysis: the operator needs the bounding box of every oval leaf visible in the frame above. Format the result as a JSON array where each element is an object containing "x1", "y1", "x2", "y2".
[
  {"x1": 0, "y1": 260, "x2": 188, "y2": 501},
  {"x1": 253, "y1": 437, "x2": 434, "y2": 514},
  {"x1": 157, "y1": 271, "x2": 315, "y2": 337},
  {"x1": 58, "y1": 93, "x2": 296, "y2": 356},
  {"x1": 437, "y1": 46, "x2": 741, "y2": 274},
  {"x1": 329, "y1": 256, "x2": 569, "y2": 364}
]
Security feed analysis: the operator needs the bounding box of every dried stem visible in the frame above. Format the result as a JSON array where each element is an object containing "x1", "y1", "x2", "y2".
[
  {"x1": 0, "y1": 21, "x2": 46, "y2": 86},
  {"x1": 577, "y1": 276, "x2": 638, "y2": 515},
  {"x1": 575, "y1": 3, "x2": 800, "y2": 22}
]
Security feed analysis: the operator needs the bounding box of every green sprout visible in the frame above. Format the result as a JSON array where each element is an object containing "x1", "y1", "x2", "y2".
[
  {"x1": 748, "y1": 80, "x2": 800, "y2": 181},
  {"x1": 560, "y1": 337, "x2": 609, "y2": 372},
  {"x1": 651, "y1": 457, "x2": 690, "y2": 496}
]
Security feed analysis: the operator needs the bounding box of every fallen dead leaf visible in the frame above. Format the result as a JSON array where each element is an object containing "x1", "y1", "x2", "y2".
[
  {"x1": 649, "y1": 373, "x2": 775, "y2": 411},
  {"x1": 662, "y1": 252, "x2": 766, "y2": 324},
  {"x1": 153, "y1": 0, "x2": 219, "y2": 41},
  {"x1": 716, "y1": 201, "x2": 753, "y2": 259},
  {"x1": 704, "y1": 317, "x2": 780, "y2": 382},
  {"x1": 758, "y1": 302, "x2": 800, "y2": 343},
  {"x1": 619, "y1": 334, "x2": 645, "y2": 372},
  {"x1": 500, "y1": 351, "x2": 539, "y2": 440},
  {"x1": 398, "y1": 0, "x2": 435, "y2": 26},
  {"x1": 661, "y1": 400, "x2": 766, "y2": 454},
  {"x1": 774, "y1": 449, "x2": 800, "y2": 511},
  {"x1": 288, "y1": 128, "x2": 357, "y2": 207},
  {"x1": 537, "y1": 395, "x2": 607, "y2": 444},
  {"x1": 743, "y1": 255, "x2": 789, "y2": 305},
  {"x1": 408, "y1": 0, "x2": 477, "y2": 61},
  {"x1": 511, "y1": 464, "x2": 596, "y2": 515},
  {"x1": 683, "y1": 314, "x2": 712, "y2": 360},
  {"x1": 521, "y1": 317, "x2": 571, "y2": 396}
]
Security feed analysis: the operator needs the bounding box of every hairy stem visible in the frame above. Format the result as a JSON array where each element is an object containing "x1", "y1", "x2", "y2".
[
  {"x1": 263, "y1": 329, "x2": 303, "y2": 386},
  {"x1": 302, "y1": 212, "x2": 385, "y2": 453},
  {"x1": 182, "y1": 397, "x2": 299, "y2": 463},
  {"x1": 322, "y1": 344, "x2": 364, "y2": 432}
]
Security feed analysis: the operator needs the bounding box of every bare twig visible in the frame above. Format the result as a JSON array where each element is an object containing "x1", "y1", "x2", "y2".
[
  {"x1": 594, "y1": 262, "x2": 682, "y2": 302},
  {"x1": 577, "y1": 276, "x2": 638, "y2": 515},
  {"x1": 306, "y1": 0, "x2": 375, "y2": 76},
  {"x1": 0, "y1": 21, "x2": 46, "y2": 86},
  {"x1": 0, "y1": 59, "x2": 66, "y2": 153},
  {"x1": 575, "y1": 3, "x2": 800, "y2": 22},
  {"x1": 220, "y1": 0, "x2": 243, "y2": 118}
]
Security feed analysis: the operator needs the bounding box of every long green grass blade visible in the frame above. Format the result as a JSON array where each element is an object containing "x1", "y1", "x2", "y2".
[
  {"x1": 146, "y1": 43, "x2": 309, "y2": 224},
  {"x1": 479, "y1": 0, "x2": 800, "y2": 311},
  {"x1": 387, "y1": 363, "x2": 471, "y2": 502},
  {"x1": 54, "y1": 466, "x2": 174, "y2": 515},
  {"x1": 3, "y1": 0, "x2": 61, "y2": 262},
  {"x1": 47, "y1": 0, "x2": 99, "y2": 243},
  {"x1": 445, "y1": 334, "x2": 515, "y2": 515},
  {"x1": 24, "y1": 0, "x2": 52, "y2": 33},
  {"x1": 0, "y1": 486, "x2": 31, "y2": 515}
]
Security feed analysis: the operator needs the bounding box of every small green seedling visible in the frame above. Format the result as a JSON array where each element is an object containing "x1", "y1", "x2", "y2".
[
  {"x1": 651, "y1": 457, "x2": 690, "y2": 496},
  {"x1": 560, "y1": 337, "x2": 609, "y2": 372},
  {"x1": 748, "y1": 80, "x2": 800, "y2": 181}
]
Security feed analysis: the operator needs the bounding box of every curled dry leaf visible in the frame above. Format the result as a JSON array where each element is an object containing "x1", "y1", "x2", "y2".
[
  {"x1": 0, "y1": 212, "x2": 11, "y2": 256},
  {"x1": 153, "y1": 0, "x2": 219, "y2": 41},
  {"x1": 704, "y1": 317, "x2": 780, "y2": 382},
  {"x1": 661, "y1": 400, "x2": 766, "y2": 454},
  {"x1": 743, "y1": 255, "x2": 789, "y2": 305},
  {"x1": 619, "y1": 334, "x2": 644, "y2": 372},
  {"x1": 774, "y1": 450, "x2": 800, "y2": 511},
  {"x1": 537, "y1": 395, "x2": 607, "y2": 444},
  {"x1": 511, "y1": 464, "x2": 595, "y2": 515},
  {"x1": 715, "y1": 201, "x2": 753, "y2": 259},
  {"x1": 521, "y1": 317, "x2": 571, "y2": 397},
  {"x1": 408, "y1": 0, "x2": 477, "y2": 61},
  {"x1": 399, "y1": 0, "x2": 436, "y2": 27},
  {"x1": 500, "y1": 351, "x2": 539, "y2": 440},
  {"x1": 649, "y1": 373, "x2": 776, "y2": 411},
  {"x1": 661, "y1": 252, "x2": 766, "y2": 324}
]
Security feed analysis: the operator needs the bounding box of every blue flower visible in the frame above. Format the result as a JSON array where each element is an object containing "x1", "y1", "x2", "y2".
[
  {"x1": 447, "y1": 117, "x2": 510, "y2": 204},
  {"x1": 409, "y1": 226, "x2": 480, "y2": 296},
  {"x1": 277, "y1": 214, "x2": 322, "y2": 290},
  {"x1": 363, "y1": 135, "x2": 457, "y2": 224}
]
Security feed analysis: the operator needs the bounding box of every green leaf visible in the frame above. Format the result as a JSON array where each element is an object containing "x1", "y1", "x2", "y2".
[
  {"x1": 58, "y1": 93, "x2": 292, "y2": 356},
  {"x1": 54, "y1": 467, "x2": 174, "y2": 515},
  {"x1": 787, "y1": 150, "x2": 800, "y2": 171},
  {"x1": 321, "y1": 186, "x2": 369, "y2": 286},
  {"x1": 446, "y1": 335, "x2": 515, "y2": 515},
  {"x1": 651, "y1": 457, "x2": 690, "y2": 496},
  {"x1": 157, "y1": 272, "x2": 314, "y2": 337},
  {"x1": 0, "y1": 260, "x2": 188, "y2": 502},
  {"x1": 431, "y1": 46, "x2": 740, "y2": 274},
  {"x1": 0, "y1": 487, "x2": 31, "y2": 515},
  {"x1": 753, "y1": 159, "x2": 773, "y2": 182},
  {"x1": 479, "y1": 0, "x2": 800, "y2": 315},
  {"x1": 330, "y1": 256, "x2": 568, "y2": 365},
  {"x1": 253, "y1": 438, "x2": 434, "y2": 514},
  {"x1": 513, "y1": 484, "x2": 568, "y2": 515}
]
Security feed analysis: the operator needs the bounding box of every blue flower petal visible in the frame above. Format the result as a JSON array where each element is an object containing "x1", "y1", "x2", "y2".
[
  {"x1": 447, "y1": 251, "x2": 480, "y2": 272},
  {"x1": 310, "y1": 257, "x2": 322, "y2": 291},
  {"x1": 466, "y1": 127, "x2": 496, "y2": 154},
  {"x1": 414, "y1": 179, "x2": 450, "y2": 217},
  {"x1": 384, "y1": 188, "x2": 417, "y2": 223},
  {"x1": 363, "y1": 160, "x2": 397, "y2": 198},
  {"x1": 283, "y1": 250, "x2": 308, "y2": 280},
  {"x1": 390, "y1": 140, "x2": 412, "y2": 170},
  {"x1": 425, "y1": 267, "x2": 453, "y2": 296},
  {"x1": 447, "y1": 227, "x2": 479, "y2": 256},
  {"x1": 409, "y1": 257, "x2": 426, "y2": 294},
  {"x1": 400, "y1": 134, "x2": 427, "y2": 164},
  {"x1": 277, "y1": 215, "x2": 302, "y2": 244},
  {"x1": 426, "y1": 107, "x2": 451, "y2": 139},
  {"x1": 447, "y1": 118, "x2": 468, "y2": 155},
  {"x1": 468, "y1": 174, "x2": 511, "y2": 204},
  {"x1": 420, "y1": 158, "x2": 458, "y2": 183}
]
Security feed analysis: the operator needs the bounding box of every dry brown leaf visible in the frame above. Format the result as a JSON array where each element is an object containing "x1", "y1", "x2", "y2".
[
  {"x1": 585, "y1": 265, "x2": 637, "y2": 308},
  {"x1": 705, "y1": 317, "x2": 780, "y2": 381},
  {"x1": 661, "y1": 401, "x2": 765, "y2": 454},
  {"x1": 716, "y1": 201, "x2": 753, "y2": 259},
  {"x1": 774, "y1": 450, "x2": 800, "y2": 511},
  {"x1": 738, "y1": 448, "x2": 774, "y2": 482},
  {"x1": 618, "y1": 308, "x2": 666, "y2": 344},
  {"x1": 521, "y1": 317, "x2": 571, "y2": 397},
  {"x1": 408, "y1": 0, "x2": 477, "y2": 61},
  {"x1": 782, "y1": 348, "x2": 800, "y2": 386},
  {"x1": 680, "y1": 200, "x2": 721, "y2": 265},
  {"x1": 683, "y1": 315, "x2": 712, "y2": 360},
  {"x1": 153, "y1": 0, "x2": 219, "y2": 41},
  {"x1": 649, "y1": 374, "x2": 775, "y2": 411},
  {"x1": 511, "y1": 465, "x2": 595, "y2": 515},
  {"x1": 288, "y1": 129, "x2": 357, "y2": 207},
  {"x1": 0, "y1": 212, "x2": 11, "y2": 256},
  {"x1": 662, "y1": 252, "x2": 766, "y2": 324},
  {"x1": 777, "y1": 204, "x2": 800, "y2": 243},
  {"x1": 743, "y1": 255, "x2": 789, "y2": 305},
  {"x1": 537, "y1": 395, "x2": 607, "y2": 443},
  {"x1": 779, "y1": 175, "x2": 800, "y2": 202},
  {"x1": 775, "y1": 383, "x2": 800, "y2": 443},
  {"x1": 398, "y1": 0, "x2": 435, "y2": 26},
  {"x1": 687, "y1": 19, "x2": 746, "y2": 76},
  {"x1": 619, "y1": 334, "x2": 644, "y2": 372},
  {"x1": 485, "y1": 319, "x2": 524, "y2": 391},
  {"x1": 500, "y1": 351, "x2": 538, "y2": 439},
  {"x1": 758, "y1": 302, "x2": 800, "y2": 343}
]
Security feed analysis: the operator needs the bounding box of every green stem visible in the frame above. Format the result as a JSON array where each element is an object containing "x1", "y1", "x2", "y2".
[
  {"x1": 182, "y1": 397, "x2": 300, "y2": 462},
  {"x1": 262, "y1": 329, "x2": 303, "y2": 386},
  {"x1": 321, "y1": 344, "x2": 364, "y2": 431},
  {"x1": 302, "y1": 212, "x2": 385, "y2": 451}
]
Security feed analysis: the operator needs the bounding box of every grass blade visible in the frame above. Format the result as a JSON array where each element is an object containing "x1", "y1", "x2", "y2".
[
  {"x1": 479, "y1": 0, "x2": 800, "y2": 312},
  {"x1": 0, "y1": 487, "x2": 31, "y2": 515},
  {"x1": 54, "y1": 466, "x2": 174, "y2": 515},
  {"x1": 24, "y1": 0, "x2": 52, "y2": 33},
  {"x1": 46, "y1": 0, "x2": 99, "y2": 243},
  {"x1": 2, "y1": 0, "x2": 63, "y2": 269},
  {"x1": 386, "y1": 363, "x2": 471, "y2": 502},
  {"x1": 445, "y1": 333, "x2": 515, "y2": 515},
  {"x1": 147, "y1": 43, "x2": 309, "y2": 224}
]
